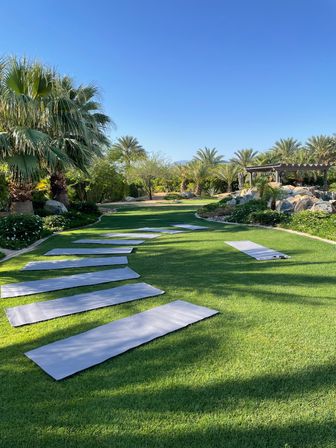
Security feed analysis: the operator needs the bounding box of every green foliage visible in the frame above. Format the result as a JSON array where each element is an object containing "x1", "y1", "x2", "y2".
[
  {"x1": 0, "y1": 167, "x2": 9, "y2": 211},
  {"x1": 249, "y1": 210, "x2": 289, "y2": 226},
  {"x1": 42, "y1": 215, "x2": 69, "y2": 232},
  {"x1": 227, "y1": 200, "x2": 267, "y2": 223},
  {"x1": 70, "y1": 201, "x2": 100, "y2": 215},
  {"x1": 282, "y1": 210, "x2": 336, "y2": 241},
  {"x1": 163, "y1": 193, "x2": 183, "y2": 200},
  {"x1": 0, "y1": 213, "x2": 43, "y2": 249},
  {"x1": 0, "y1": 250, "x2": 5, "y2": 259},
  {"x1": 42, "y1": 210, "x2": 99, "y2": 233}
]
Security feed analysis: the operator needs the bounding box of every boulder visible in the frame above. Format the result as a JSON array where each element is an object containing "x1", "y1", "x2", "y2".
[
  {"x1": 294, "y1": 196, "x2": 315, "y2": 212},
  {"x1": 276, "y1": 199, "x2": 294, "y2": 214},
  {"x1": 292, "y1": 187, "x2": 314, "y2": 196},
  {"x1": 181, "y1": 191, "x2": 195, "y2": 199},
  {"x1": 125, "y1": 196, "x2": 136, "y2": 202},
  {"x1": 44, "y1": 200, "x2": 68, "y2": 215},
  {"x1": 311, "y1": 201, "x2": 333, "y2": 213}
]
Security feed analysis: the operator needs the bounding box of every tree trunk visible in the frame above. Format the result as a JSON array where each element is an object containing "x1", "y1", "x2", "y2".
[
  {"x1": 195, "y1": 183, "x2": 202, "y2": 196},
  {"x1": 238, "y1": 173, "x2": 244, "y2": 190},
  {"x1": 180, "y1": 179, "x2": 188, "y2": 193},
  {"x1": 9, "y1": 181, "x2": 34, "y2": 214},
  {"x1": 50, "y1": 171, "x2": 69, "y2": 206},
  {"x1": 227, "y1": 183, "x2": 232, "y2": 193}
]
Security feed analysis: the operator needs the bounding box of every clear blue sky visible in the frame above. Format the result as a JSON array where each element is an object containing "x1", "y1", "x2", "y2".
[{"x1": 1, "y1": 0, "x2": 336, "y2": 160}]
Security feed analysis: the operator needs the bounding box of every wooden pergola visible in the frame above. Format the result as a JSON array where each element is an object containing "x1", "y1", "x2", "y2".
[{"x1": 245, "y1": 163, "x2": 335, "y2": 190}]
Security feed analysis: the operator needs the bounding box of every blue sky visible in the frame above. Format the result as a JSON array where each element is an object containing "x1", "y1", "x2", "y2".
[{"x1": 1, "y1": 0, "x2": 336, "y2": 160}]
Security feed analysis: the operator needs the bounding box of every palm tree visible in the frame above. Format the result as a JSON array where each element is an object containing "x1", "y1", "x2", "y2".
[
  {"x1": 270, "y1": 138, "x2": 301, "y2": 163},
  {"x1": 194, "y1": 147, "x2": 224, "y2": 166},
  {"x1": 174, "y1": 163, "x2": 189, "y2": 192},
  {"x1": 0, "y1": 57, "x2": 69, "y2": 212},
  {"x1": 231, "y1": 148, "x2": 258, "y2": 189},
  {"x1": 49, "y1": 79, "x2": 111, "y2": 205},
  {"x1": 216, "y1": 163, "x2": 239, "y2": 192},
  {"x1": 305, "y1": 135, "x2": 336, "y2": 164},
  {"x1": 110, "y1": 136, "x2": 147, "y2": 169},
  {"x1": 188, "y1": 160, "x2": 209, "y2": 196}
]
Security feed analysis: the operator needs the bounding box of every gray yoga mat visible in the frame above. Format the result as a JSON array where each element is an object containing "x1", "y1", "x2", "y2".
[
  {"x1": 6, "y1": 282, "x2": 165, "y2": 327},
  {"x1": 103, "y1": 232, "x2": 161, "y2": 239},
  {"x1": 25, "y1": 300, "x2": 218, "y2": 380},
  {"x1": 226, "y1": 240, "x2": 289, "y2": 260},
  {"x1": 22, "y1": 256, "x2": 128, "y2": 271},
  {"x1": 45, "y1": 247, "x2": 133, "y2": 256},
  {"x1": 74, "y1": 239, "x2": 144, "y2": 245},
  {"x1": 1, "y1": 267, "x2": 140, "y2": 299},
  {"x1": 137, "y1": 227, "x2": 185, "y2": 234},
  {"x1": 171, "y1": 224, "x2": 208, "y2": 230}
]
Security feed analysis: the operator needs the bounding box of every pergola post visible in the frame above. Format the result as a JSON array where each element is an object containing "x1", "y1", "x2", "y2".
[
  {"x1": 323, "y1": 169, "x2": 328, "y2": 191},
  {"x1": 249, "y1": 172, "x2": 253, "y2": 186},
  {"x1": 275, "y1": 170, "x2": 281, "y2": 184}
]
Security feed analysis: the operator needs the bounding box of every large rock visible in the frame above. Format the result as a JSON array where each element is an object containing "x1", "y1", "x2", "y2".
[
  {"x1": 294, "y1": 196, "x2": 315, "y2": 212},
  {"x1": 292, "y1": 186, "x2": 314, "y2": 196},
  {"x1": 125, "y1": 196, "x2": 136, "y2": 202},
  {"x1": 181, "y1": 191, "x2": 195, "y2": 199},
  {"x1": 311, "y1": 201, "x2": 333, "y2": 213},
  {"x1": 44, "y1": 200, "x2": 68, "y2": 215},
  {"x1": 276, "y1": 199, "x2": 294, "y2": 213}
]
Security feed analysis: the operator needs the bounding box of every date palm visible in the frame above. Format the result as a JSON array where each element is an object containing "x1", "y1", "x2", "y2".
[
  {"x1": 305, "y1": 135, "x2": 336, "y2": 164},
  {"x1": 188, "y1": 160, "x2": 209, "y2": 196},
  {"x1": 194, "y1": 147, "x2": 224, "y2": 167},
  {"x1": 231, "y1": 148, "x2": 258, "y2": 189},
  {"x1": 174, "y1": 163, "x2": 189, "y2": 192},
  {"x1": 216, "y1": 163, "x2": 239, "y2": 192},
  {"x1": 110, "y1": 136, "x2": 147, "y2": 169},
  {"x1": 270, "y1": 138, "x2": 301, "y2": 163}
]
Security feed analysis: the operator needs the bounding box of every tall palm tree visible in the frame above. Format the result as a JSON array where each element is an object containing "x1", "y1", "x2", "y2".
[
  {"x1": 49, "y1": 79, "x2": 111, "y2": 205},
  {"x1": 305, "y1": 135, "x2": 336, "y2": 164},
  {"x1": 216, "y1": 163, "x2": 239, "y2": 192},
  {"x1": 194, "y1": 147, "x2": 224, "y2": 166},
  {"x1": 188, "y1": 160, "x2": 209, "y2": 196},
  {"x1": 174, "y1": 163, "x2": 189, "y2": 192},
  {"x1": 231, "y1": 148, "x2": 258, "y2": 189},
  {"x1": 110, "y1": 136, "x2": 147, "y2": 169},
  {"x1": 270, "y1": 138, "x2": 301, "y2": 163}
]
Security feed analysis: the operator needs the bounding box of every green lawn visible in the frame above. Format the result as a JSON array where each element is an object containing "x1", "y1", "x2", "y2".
[{"x1": 1, "y1": 204, "x2": 336, "y2": 448}]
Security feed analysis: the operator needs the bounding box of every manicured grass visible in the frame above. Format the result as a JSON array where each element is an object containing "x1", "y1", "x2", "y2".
[{"x1": 1, "y1": 204, "x2": 336, "y2": 448}]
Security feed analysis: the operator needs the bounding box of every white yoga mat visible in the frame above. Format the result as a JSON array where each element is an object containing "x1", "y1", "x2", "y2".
[
  {"x1": 6, "y1": 282, "x2": 165, "y2": 327},
  {"x1": 171, "y1": 224, "x2": 208, "y2": 230},
  {"x1": 226, "y1": 240, "x2": 289, "y2": 260},
  {"x1": 137, "y1": 227, "x2": 185, "y2": 234},
  {"x1": 21, "y1": 256, "x2": 128, "y2": 271},
  {"x1": 45, "y1": 248, "x2": 133, "y2": 256},
  {"x1": 1, "y1": 267, "x2": 140, "y2": 299},
  {"x1": 74, "y1": 239, "x2": 144, "y2": 245},
  {"x1": 103, "y1": 232, "x2": 161, "y2": 239},
  {"x1": 25, "y1": 300, "x2": 218, "y2": 380}
]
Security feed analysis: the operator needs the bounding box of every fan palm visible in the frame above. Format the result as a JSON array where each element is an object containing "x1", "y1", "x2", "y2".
[
  {"x1": 194, "y1": 147, "x2": 224, "y2": 166},
  {"x1": 216, "y1": 163, "x2": 239, "y2": 192}
]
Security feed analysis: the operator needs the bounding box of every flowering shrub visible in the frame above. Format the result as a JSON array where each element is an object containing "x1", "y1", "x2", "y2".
[
  {"x1": 0, "y1": 214, "x2": 43, "y2": 249},
  {"x1": 42, "y1": 215, "x2": 69, "y2": 232}
]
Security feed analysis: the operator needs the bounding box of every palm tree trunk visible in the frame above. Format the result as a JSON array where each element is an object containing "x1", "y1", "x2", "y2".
[
  {"x1": 227, "y1": 183, "x2": 232, "y2": 193},
  {"x1": 9, "y1": 182, "x2": 34, "y2": 214},
  {"x1": 195, "y1": 182, "x2": 202, "y2": 196},
  {"x1": 50, "y1": 171, "x2": 69, "y2": 206},
  {"x1": 180, "y1": 179, "x2": 187, "y2": 193}
]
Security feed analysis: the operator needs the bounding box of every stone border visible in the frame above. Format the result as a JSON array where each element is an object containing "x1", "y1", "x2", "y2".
[
  {"x1": 0, "y1": 215, "x2": 104, "y2": 264},
  {"x1": 195, "y1": 213, "x2": 336, "y2": 246}
]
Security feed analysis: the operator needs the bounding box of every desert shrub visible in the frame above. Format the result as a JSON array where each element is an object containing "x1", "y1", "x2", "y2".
[
  {"x1": 69, "y1": 201, "x2": 100, "y2": 215},
  {"x1": 0, "y1": 214, "x2": 43, "y2": 249},
  {"x1": 226, "y1": 200, "x2": 267, "y2": 223},
  {"x1": 281, "y1": 210, "x2": 336, "y2": 240},
  {"x1": 249, "y1": 210, "x2": 289, "y2": 226}
]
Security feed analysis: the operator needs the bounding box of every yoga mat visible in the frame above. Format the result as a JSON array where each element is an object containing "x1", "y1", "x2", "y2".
[
  {"x1": 74, "y1": 239, "x2": 144, "y2": 245},
  {"x1": 45, "y1": 248, "x2": 133, "y2": 256},
  {"x1": 137, "y1": 227, "x2": 185, "y2": 234},
  {"x1": 1, "y1": 267, "x2": 140, "y2": 299},
  {"x1": 171, "y1": 224, "x2": 208, "y2": 230},
  {"x1": 103, "y1": 232, "x2": 161, "y2": 239},
  {"x1": 25, "y1": 300, "x2": 218, "y2": 380},
  {"x1": 225, "y1": 240, "x2": 289, "y2": 260},
  {"x1": 22, "y1": 256, "x2": 128, "y2": 271},
  {"x1": 6, "y1": 282, "x2": 165, "y2": 327}
]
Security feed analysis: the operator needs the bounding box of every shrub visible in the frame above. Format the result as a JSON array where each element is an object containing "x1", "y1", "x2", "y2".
[
  {"x1": 42, "y1": 215, "x2": 69, "y2": 232},
  {"x1": 0, "y1": 214, "x2": 43, "y2": 249},
  {"x1": 0, "y1": 251, "x2": 5, "y2": 259},
  {"x1": 69, "y1": 201, "x2": 100, "y2": 215},
  {"x1": 226, "y1": 200, "x2": 267, "y2": 223},
  {"x1": 218, "y1": 196, "x2": 233, "y2": 206},
  {"x1": 164, "y1": 193, "x2": 183, "y2": 200},
  {"x1": 249, "y1": 210, "x2": 289, "y2": 226}
]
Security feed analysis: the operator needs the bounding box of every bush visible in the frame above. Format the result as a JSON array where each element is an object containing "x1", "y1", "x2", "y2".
[
  {"x1": 249, "y1": 210, "x2": 289, "y2": 226},
  {"x1": 226, "y1": 200, "x2": 267, "y2": 223},
  {"x1": 164, "y1": 193, "x2": 183, "y2": 200},
  {"x1": 42, "y1": 215, "x2": 69, "y2": 232},
  {"x1": 0, "y1": 214, "x2": 43, "y2": 249},
  {"x1": 69, "y1": 201, "x2": 100, "y2": 215},
  {"x1": 281, "y1": 210, "x2": 336, "y2": 240},
  {"x1": 0, "y1": 251, "x2": 5, "y2": 259}
]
